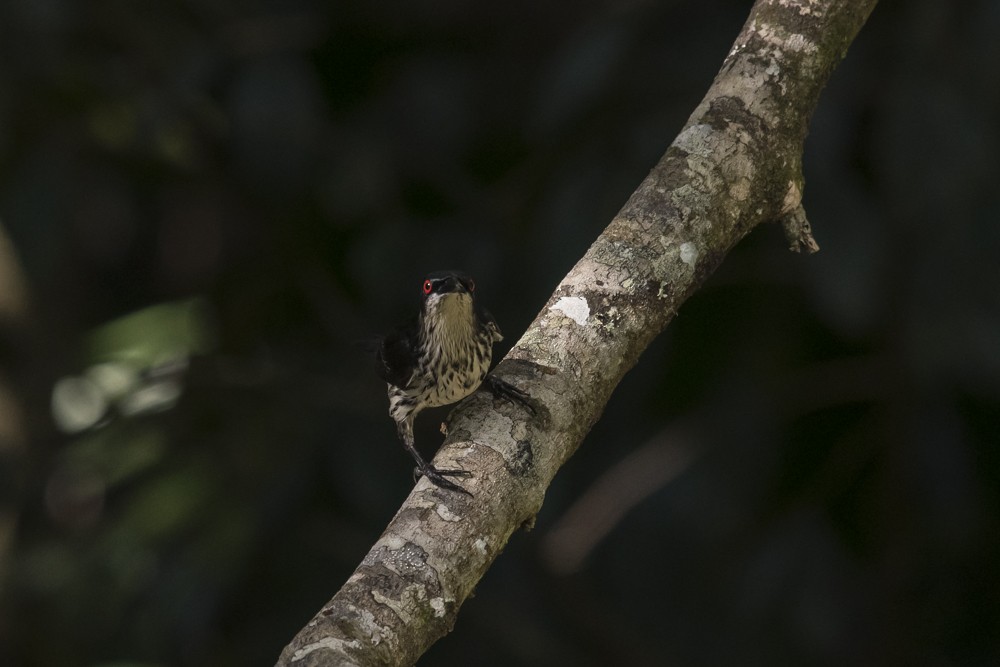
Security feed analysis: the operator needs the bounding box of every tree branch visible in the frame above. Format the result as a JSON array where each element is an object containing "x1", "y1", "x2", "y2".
[{"x1": 276, "y1": 0, "x2": 878, "y2": 664}]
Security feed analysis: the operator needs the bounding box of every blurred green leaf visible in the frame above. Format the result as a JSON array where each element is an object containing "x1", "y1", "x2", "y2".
[
  {"x1": 62, "y1": 428, "x2": 168, "y2": 487},
  {"x1": 119, "y1": 463, "x2": 213, "y2": 542},
  {"x1": 86, "y1": 299, "x2": 216, "y2": 369}
]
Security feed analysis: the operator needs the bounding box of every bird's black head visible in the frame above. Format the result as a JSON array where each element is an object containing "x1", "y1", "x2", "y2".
[{"x1": 419, "y1": 271, "x2": 476, "y2": 300}]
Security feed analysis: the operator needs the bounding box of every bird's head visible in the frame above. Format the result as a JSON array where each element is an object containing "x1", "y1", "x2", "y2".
[{"x1": 419, "y1": 270, "x2": 476, "y2": 325}]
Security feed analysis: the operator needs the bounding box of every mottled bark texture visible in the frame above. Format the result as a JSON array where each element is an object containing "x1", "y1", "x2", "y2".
[{"x1": 276, "y1": 1, "x2": 878, "y2": 665}]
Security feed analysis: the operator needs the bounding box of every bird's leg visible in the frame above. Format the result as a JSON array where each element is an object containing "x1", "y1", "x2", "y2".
[
  {"x1": 396, "y1": 420, "x2": 472, "y2": 495},
  {"x1": 483, "y1": 375, "x2": 535, "y2": 415}
]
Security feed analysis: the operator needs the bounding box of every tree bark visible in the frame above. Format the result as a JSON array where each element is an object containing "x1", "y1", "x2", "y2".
[{"x1": 276, "y1": 0, "x2": 879, "y2": 664}]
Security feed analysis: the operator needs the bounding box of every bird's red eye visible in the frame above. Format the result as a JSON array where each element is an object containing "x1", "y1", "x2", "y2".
[
  {"x1": 466, "y1": 279, "x2": 475, "y2": 292},
  {"x1": 422, "y1": 279, "x2": 433, "y2": 294}
]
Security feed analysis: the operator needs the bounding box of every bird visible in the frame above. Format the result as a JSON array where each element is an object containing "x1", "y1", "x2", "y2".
[{"x1": 374, "y1": 270, "x2": 532, "y2": 494}]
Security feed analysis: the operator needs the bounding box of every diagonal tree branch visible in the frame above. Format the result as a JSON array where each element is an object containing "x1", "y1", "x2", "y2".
[{"x1": 276, "y1": 0, "x2": 878, "y2": 664}]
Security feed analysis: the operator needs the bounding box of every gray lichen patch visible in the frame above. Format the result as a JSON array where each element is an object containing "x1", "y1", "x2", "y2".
[
  {"x1": 291, "y1": 636, "x2": 362, "y2": 663},
  {"x1": 365, "y1": 540, "x2": 430, "y2": 579},
  {"x1": 549, "y1": 296, "x2": 590, "y2": 326}
]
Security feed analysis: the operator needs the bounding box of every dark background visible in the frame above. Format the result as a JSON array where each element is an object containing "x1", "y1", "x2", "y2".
[{"x1": 2, "y1": 0, "x2": 999, "y2": 665}]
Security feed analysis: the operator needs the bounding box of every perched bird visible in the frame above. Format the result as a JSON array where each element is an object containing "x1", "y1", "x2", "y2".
[{"x1": 375, "y1": 270, "x2": 532, "y2": 494}]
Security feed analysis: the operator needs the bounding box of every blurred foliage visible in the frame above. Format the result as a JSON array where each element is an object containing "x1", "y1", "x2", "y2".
[{"x1": 1, "y1": 0, "x2": 999, "y2": 666}]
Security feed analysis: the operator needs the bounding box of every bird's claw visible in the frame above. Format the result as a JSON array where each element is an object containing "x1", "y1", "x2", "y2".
[
  {"x1": 484, "y1": 375, "x2": 535, "y2": 415},
  {"x1": 414, "y1": 465, "x2": 473, "y2": 495}
]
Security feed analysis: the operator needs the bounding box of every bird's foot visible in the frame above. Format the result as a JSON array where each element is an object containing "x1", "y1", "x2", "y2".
[
  {"x1": 484, "y1": 375, "x2": 535, "y2": 414},
  {"x1": 414, "y1": 465, "x2": 473, "y2": 495}
]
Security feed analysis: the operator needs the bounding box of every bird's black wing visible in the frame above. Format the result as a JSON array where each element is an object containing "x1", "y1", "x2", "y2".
[
  {"x1": 476, "y1": 306, "x2": 502, "y2": 338},
  {"x1": 375, "y1": 321, "x2": 419, "y2": 388}
]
